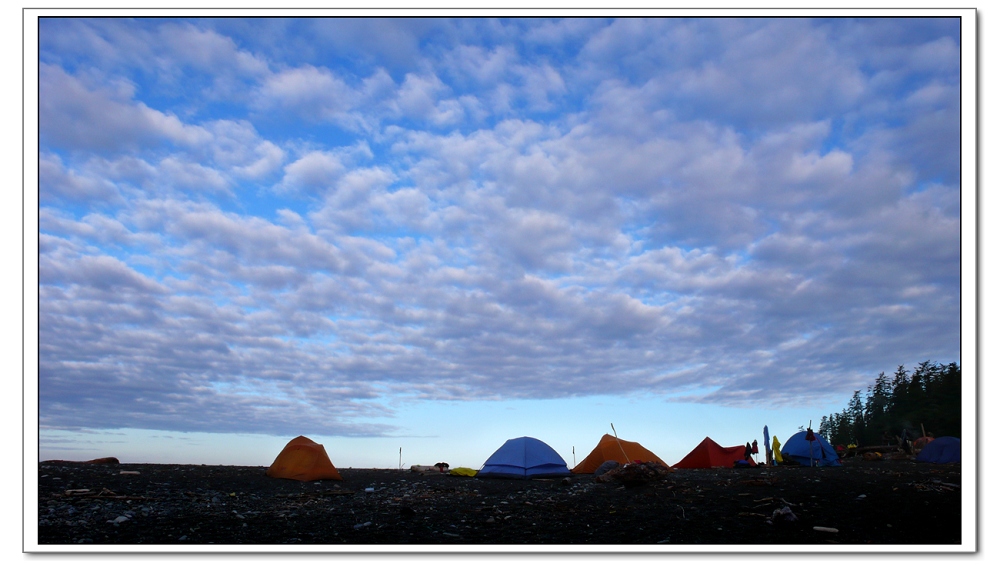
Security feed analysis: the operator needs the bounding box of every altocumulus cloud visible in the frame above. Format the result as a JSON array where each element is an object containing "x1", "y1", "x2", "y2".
[{"x1": 37, "y1": 17, "x2": 962, "y2": 437}]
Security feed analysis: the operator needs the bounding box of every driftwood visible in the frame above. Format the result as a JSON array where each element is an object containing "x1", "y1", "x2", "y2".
[
  {"x1": 58, "y1": 488, "x2": 150, "y2": 500},
  {"x1": 853, "y1": 445, "x2": 899, "y2": 455},
  {"x1": 42, "y1": 457, "x2": 121, "y2": 465}
]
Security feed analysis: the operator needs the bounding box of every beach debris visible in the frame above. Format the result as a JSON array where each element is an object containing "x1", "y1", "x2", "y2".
[
  {"x1": 411, "y1": 464, "x2": 449, "y2": 474},
  {"x1": 813, "y1": 526, "x2": 839, "y2": 533},
  {"x1": 594, "y1": 460, "x2": 620, "y2": 476},
  {"x1": 353, "y1": 521, "x2": 372, "y2": 529},
  {"x1": 107, "y1": 515, "x2": 130, "y2": 524},
  {"x1": 119, "y1": 471, "x2": 141, "y2": 475},
  {"x1": 595, "y1": 461, "x2": 672, "y2": 487},
  {"x1": 87, "y1": 457, "x2": 120, "y2": 465},
  {"x1": 770, "y1": 506, "x2": 799, "y2": 525},
  {"x1": 911, "y1": 481, "x2": 958, "y2": 492}
]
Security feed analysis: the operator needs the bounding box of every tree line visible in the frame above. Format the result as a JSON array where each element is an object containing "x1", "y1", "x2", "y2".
[{"x1": 818, "y1": 361, "x2": 961, "y2": 448}]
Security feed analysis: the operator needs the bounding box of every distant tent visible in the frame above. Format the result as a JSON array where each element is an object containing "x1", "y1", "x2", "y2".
[
  {"x1": 916, "y1": 436, "x2": 960, "y2": 464},
  {"x1": 571, "y1": 434, "x2": 669, "y2": 474},
  {"x1": 673, "y1": 437, "x2": 756, "y2": 469},
  {"x1": 266, "y1": 436, "x2": 343, "y2": 481},
  {"x1": 477, "y1": 436, "x2": 572, "y2": 479},
  {"x1": 781, "y1": 431, "x2": 841, "y2": 467}
]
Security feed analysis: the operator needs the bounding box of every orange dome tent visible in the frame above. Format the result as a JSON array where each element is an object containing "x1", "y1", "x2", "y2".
[
  {"x1": 673, "y1": 437, "x2": 756, "y2": 469},
  {"x1": 266, "y1": 436, "x2": 343, "y2": 481},
  {"x1": 571, "y1": 433, "x2": 670, "y2": 474}
]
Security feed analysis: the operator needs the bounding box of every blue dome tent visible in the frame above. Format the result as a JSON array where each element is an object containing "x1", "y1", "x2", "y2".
[
  {"x1": 916, "y1": 436, "x2": 960, "y2": 464},
  {"x1": 477, "y1": 436, "x2": 572, "y2": 479},
  {"x1": 781, "y1": 430, "x2": 841, "y2": 467}
]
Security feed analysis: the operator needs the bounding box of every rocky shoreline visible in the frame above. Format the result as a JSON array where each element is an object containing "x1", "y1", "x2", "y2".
[{"x1": 34, "y1": 457, "x2": 963, "y2": 550}]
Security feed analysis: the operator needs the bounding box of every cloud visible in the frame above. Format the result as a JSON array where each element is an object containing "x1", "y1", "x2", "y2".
[
  {"x1": 523, "y1": 18, "x2": 609, "y2": 47},
  {"x1": 277, "y1": 151, "x2": 347, "y2": 193},
  {"x1": 579, "y1": 19, "x2": 867, "y2": 128},
  {"x1": 443, "y1": 44, "x2": 518, "y2": 87},
  {"x1": 39, "y1": 153, "x2": 122, "y2": 204},
  {"x1": 256, "y1": 64, "x2": 359, "y2": 122},
  {"x1": 141, "y1": 200, "x2": 349, "y2": 274},
  {"x1": 36, "y1": 18, "x2": 962, "y2": 438},
  {"x1": 40, "y1": 64, "x2": 212, "y2": 153},
  {"x1": 158, "y1": 157, "x2": 230, "y2": 196},
  {"x1": 205, "y1": 120, "x2": 286, "y2": 180},
  {"x1": 158, "y1": 21, "x2": 271, "y2": 78},
  {"x1": 41, "y1": 252, "x2": 167, "y2": 295},
  {"x1": 305, "y1": 18, "x2": 442, "y2": 71},
  {"x1": 391, "y1": 72, "x2": 468, "y2": 126}
]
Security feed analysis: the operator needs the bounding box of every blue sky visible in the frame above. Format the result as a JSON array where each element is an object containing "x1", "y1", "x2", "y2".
[{"x1": 33, "y1": 15, "x2": 968, "y2": 470}]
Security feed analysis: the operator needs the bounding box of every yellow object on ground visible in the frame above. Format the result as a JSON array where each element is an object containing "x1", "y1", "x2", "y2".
[{"x1": 448, "y1": 467, "x2": 478, "y2": 477}]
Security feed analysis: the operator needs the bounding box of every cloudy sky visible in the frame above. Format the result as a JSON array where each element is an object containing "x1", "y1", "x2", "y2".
[{"x1": 34, "y1": 15, "x2": 966, "y2": 468}]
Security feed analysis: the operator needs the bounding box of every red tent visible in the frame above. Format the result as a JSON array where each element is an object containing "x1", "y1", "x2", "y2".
[{"x1": 673, "y1": 437, "x2": 756, "y2": 469}]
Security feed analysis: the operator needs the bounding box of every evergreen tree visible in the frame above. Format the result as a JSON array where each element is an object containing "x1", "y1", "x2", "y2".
[
  {"x1": 823, "y1": 362, "x2": 960, "y2": 447},
  {"x1": 819, "y1": 415, "x2": 832, "y2": 442},
  {"x1": 864, "y1": 372, "x2": 892, "y2": 445},
  {"x1": 847, "y1": 390, "x2": 865, "y2": 445},
  {"x1": 889, "y1": 365, "x2": 911, "y2": 423}
]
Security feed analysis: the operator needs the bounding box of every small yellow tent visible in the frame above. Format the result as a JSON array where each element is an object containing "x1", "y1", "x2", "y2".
[
  {"x1": 571, "y1": 434, "x2": 669, "y2": 474},
  {"x1": 266, "y1": 436, "x2": 343, "y2": 481}
]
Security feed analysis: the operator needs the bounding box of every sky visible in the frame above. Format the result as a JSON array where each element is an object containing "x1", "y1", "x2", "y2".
[{"x1": 31, "y1": 15, "x2": 969, "y2": 470}]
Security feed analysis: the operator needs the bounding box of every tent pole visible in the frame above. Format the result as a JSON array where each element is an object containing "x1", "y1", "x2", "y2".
[
  {"x1": 611, "y1": 423, "x2": 631, "y2": 464},
  {"x1": 808, "y1": 421, "x2": 815, "y2": 467}
]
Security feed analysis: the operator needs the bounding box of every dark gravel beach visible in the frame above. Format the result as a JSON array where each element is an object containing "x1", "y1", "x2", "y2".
[{"x1": 35, "y1": 457, "x2": 963, "y2": 548}]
